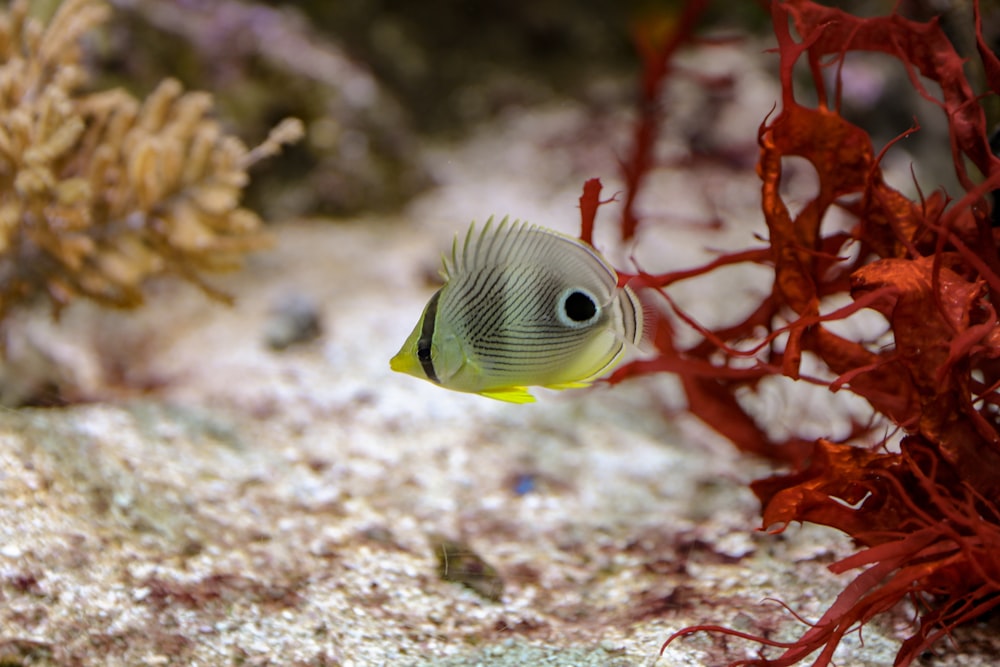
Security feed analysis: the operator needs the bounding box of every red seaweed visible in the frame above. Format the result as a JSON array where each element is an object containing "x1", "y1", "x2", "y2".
[
  {"x1": 619, "y1": 0, "x2": 711, "y2": 241},
  {"x1": 588, "y1": 0, "x2": 1000, "y2": 664}
]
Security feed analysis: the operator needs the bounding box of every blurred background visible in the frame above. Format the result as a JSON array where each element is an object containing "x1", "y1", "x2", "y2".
[
  {"x1": 13, "y1": 0, "x2": 996, "y2": 222},
  {"x1": 37, "y1": 0, "x2": 776, "y2": 219}
]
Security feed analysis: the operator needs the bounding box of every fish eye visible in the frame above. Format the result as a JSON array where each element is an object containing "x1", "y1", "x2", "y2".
[{"x1": 557, "y1": 288, "x2": 600, "y2": 328}]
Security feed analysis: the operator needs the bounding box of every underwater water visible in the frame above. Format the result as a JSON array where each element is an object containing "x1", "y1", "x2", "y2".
[{"x1": 2, "y1": 1, "x2": 1000, "y2": 666}]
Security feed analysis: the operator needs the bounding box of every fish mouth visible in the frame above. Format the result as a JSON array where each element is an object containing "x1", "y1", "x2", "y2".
[{"x1": 390, "y1": 348, "x2": 420, "y2": 377}]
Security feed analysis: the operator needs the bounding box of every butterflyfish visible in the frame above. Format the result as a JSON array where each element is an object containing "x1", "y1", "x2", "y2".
[{"x1": 390, "y1": 217, "x2": 644, "y2": 403}]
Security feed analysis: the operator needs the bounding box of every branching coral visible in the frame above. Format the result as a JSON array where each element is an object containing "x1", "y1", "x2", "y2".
[{"x1": 0, "y1": 0, "x2": 302, "y2": 319}]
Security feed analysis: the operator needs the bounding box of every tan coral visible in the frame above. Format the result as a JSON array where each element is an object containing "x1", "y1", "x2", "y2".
[{"x1": 0, "y1": 0, "x2": 303, "y2": 318}]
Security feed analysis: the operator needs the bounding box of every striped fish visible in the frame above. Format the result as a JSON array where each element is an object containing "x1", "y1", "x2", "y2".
[{"x1": 390, "y1": 217, "x2": 643, "y2": 403}]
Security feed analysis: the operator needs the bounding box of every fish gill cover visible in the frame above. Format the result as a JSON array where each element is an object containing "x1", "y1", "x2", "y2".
[{"x1": 582, "y1": 0, "x2": 1000, "y2": 664}]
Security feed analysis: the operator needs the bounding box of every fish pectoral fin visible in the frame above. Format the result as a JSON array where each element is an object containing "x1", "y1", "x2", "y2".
[
  {"x1": 544, "y1": 380, "x2": 591, "y2": 391},
  {"x1": 479, "y1": 386, "x2": 536, "y2": 404}
]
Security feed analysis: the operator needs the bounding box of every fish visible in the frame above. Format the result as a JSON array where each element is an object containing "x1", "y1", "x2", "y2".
[{"x1": 390, "y1": 217, "x2": 644, "y2": 403}]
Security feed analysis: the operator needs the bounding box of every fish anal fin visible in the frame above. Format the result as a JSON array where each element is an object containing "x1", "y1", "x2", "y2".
[
  {"x1": 479, "y1": 386, "x2": 536, "y2": 404},
  {"x1": 544, "y1": 381, "x2": 591, "y2": 391}
]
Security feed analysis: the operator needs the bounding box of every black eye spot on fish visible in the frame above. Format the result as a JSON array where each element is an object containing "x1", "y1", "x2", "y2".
[{"x1": 558, "y1": 288, "x2": 600, "y2": 328}]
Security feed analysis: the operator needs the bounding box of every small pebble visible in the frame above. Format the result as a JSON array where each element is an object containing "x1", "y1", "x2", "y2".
[
  {"x1": 1, "y1": 544, "x2": 23, "y2": 558},
  {"x1": 264, "y1": 292, "x2": 323, "y2": 350}
]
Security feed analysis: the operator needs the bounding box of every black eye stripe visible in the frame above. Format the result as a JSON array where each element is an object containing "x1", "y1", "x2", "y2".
[{"x1": 417, "y1": 290, "x2": 442, "y2": 384}]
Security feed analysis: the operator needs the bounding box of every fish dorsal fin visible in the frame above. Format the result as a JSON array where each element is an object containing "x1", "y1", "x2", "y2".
[{"x1": 442, "y1": 217, "x2": 618, "y2": 287}]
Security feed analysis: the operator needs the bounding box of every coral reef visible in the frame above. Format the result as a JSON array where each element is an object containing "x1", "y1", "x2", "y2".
[
  {"x1": 0, "y1": 0, "x2": 301, "y2": 320},
  {"x1": 1, "y1": 8, "x2": 995, "y2": 659}
]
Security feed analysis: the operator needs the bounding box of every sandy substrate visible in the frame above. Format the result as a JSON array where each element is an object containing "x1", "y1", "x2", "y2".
[{"x1": 3, "y1": 45, "x2": 1000, "y2": 667}]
